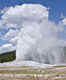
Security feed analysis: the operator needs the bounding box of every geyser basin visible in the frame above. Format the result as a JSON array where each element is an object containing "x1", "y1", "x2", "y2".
[{"x1": 16, "y1": 4, "x2": 66, "y2": 65}]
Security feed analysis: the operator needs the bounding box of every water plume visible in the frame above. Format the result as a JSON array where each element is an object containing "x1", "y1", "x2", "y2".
[{"x1": 16, "y1": 4, "x2": 66, "y2": 65}]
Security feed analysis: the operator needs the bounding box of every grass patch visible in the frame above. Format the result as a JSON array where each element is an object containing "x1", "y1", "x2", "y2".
[
  {"x1": 54, "y1": 65, "x2": 66, "y2": 68},
  {"x1": 0, "y1": 66, "x2": 29, "y2": 68},
  {"x1": 0, "y1": 67, "x2": 62, "y2": 74},
  {"x1": 0, "y1": 70, "x2": 44, "y2": 74},
  {"x1": 0, "y1": 67, "x2": 57, "y2": 74}
]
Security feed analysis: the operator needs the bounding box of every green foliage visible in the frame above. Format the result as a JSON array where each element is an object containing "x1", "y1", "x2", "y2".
[{"x1": 0, "y1": 50, "x2": 16, "y2": 63}]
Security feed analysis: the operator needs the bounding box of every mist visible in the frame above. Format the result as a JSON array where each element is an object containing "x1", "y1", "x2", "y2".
[{"x1": 16, "y1": 4, "x2": 66, "y2": 64}]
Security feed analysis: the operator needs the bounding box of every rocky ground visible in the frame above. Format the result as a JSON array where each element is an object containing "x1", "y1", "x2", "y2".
[{"x1": 0, "y1": 65, "x2": 66, "y2": 80}]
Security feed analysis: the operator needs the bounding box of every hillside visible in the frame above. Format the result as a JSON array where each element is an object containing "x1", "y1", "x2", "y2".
[{"x1": 0, "y1": 50, "x2": 16, "y2": 63}]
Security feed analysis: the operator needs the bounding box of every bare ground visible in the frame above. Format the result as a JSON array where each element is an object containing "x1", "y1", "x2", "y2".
[{"x1": 0, "y1": 66, "x2": 66, "y2": 80}]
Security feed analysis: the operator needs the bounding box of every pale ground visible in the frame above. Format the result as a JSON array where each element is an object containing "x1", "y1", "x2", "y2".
[{"x1": 0, "y1": 65, "x2": 66, "y2": 80}]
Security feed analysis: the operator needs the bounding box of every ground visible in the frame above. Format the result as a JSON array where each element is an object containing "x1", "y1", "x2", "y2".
[
  {"x1": 0, "y1": 65, "x2": 66, "y2": 80},
  {"x1": 0, "y1": 51, "x2": 66, "y2": 80}
]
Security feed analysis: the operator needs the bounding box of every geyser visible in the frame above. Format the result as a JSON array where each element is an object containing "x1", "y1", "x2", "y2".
[{"x1": 16, "y1": 4, "x2": 66, "y2": 64}]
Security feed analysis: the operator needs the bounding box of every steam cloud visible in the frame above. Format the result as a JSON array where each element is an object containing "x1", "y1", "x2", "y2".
[
  {"x1": 0, "y1": 4, "x2": 66, "y2": 65},
  {"x1": 16, "y1": 4, "x2": 66, "y2": 64}
]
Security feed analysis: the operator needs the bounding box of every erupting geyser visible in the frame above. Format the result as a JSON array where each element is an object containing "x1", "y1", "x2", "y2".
[{"x1": 16, "y1": 4, "x2": 66, "y2": 64}]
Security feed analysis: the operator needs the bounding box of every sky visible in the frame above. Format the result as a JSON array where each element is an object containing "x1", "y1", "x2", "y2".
[{"x1": 0, "y1": 0, "x2": 66, "y2": 53}]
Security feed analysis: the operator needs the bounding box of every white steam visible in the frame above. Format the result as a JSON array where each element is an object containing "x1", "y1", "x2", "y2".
[
  {"x1": 0, "y1": 4, "x2": 66, "y2": 66},
  {"x1": 16, "y1": 4, "x2": 66, "y2": 64}
]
